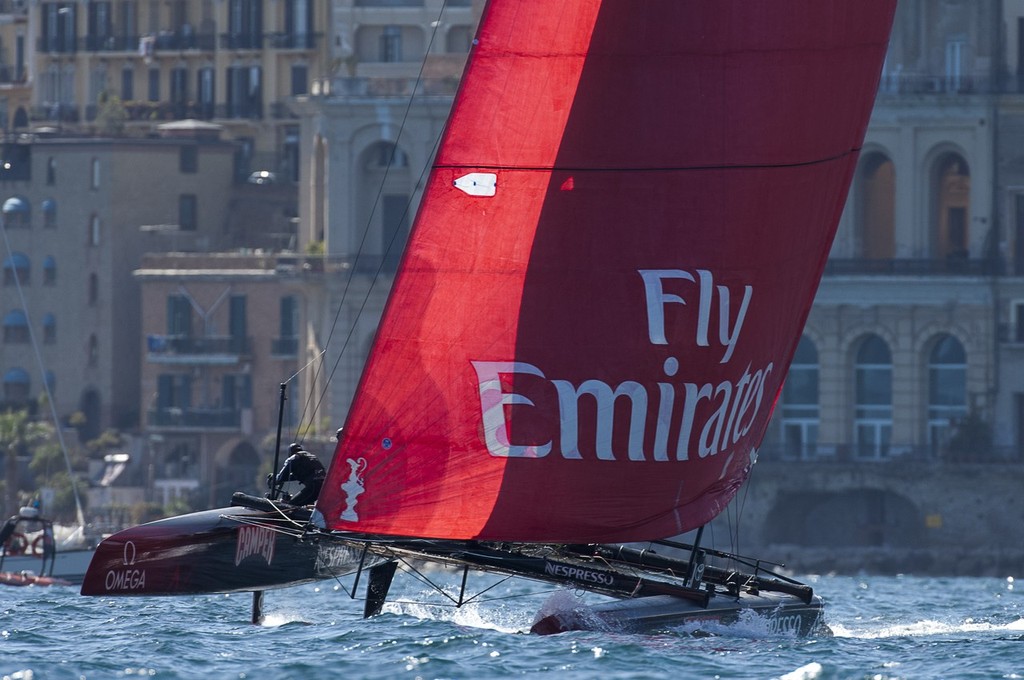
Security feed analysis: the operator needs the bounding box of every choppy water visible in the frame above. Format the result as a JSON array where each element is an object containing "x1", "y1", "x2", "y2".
[{"x1": 3, "y1": 570, "x2": 1024, "y2": 679}]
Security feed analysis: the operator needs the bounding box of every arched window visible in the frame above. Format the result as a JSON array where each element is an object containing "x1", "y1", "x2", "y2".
[
  {"x1": 46, "y1": 157, "x2": 56, "y2": 185},
  {"x1": 42, "y1": 313, "x2": 56, "y2": 344},
  {"x1": 928, "y1": 334, "x2": 967, "y2": 450},
  {"x1": 780, "y1": 336, "x2": 819, "y2": 459},
  {"x1": 855, "y1": 153, "x2": 895, "y2": 259},
  {"x1": 3, "y1": 309, "x2": 28, "y2": 343},
  {"x1": 854, "y1": 335, "x2": 892, "y2": 459},
  {"x1": 932, "y1": 153, "x2": 970, "y2": 262},
  {"x1": 43, "y1": 256, "x2": 56, "y2": 285},
  {"x1": 42, "y1": 198, "x2": 57, "y2": 228},
  {"x1": 3, "y1": 252, "x2": 29, "y2": 285},
  {"x1": 88, "y1": 272, "x2": 99, "y2": 305},
  {"x1": 2, "y1": 196, "x2": 30, "y2": 228},
  {"x1": 91, "y1": 157, "x2": 101, "y2": 190},
  {"x1": 3, "y1": 367, "x2": 29, "y2": 400}
]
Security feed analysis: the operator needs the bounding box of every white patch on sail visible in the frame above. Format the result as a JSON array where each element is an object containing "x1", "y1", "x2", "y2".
[
  {"x1": 718, "y1": 452, "x2": 734, "y2": 480},
  {"x1": 454, "y1": 172, "x2": 497, "y2": 197},
  {"x1": 339, "y1": 457, "x2": 367, "y2": 522}
]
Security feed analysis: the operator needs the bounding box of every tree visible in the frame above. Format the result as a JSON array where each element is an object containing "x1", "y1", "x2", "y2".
[{"x1": 0, "y1": 409, "x2": 56, "y2": 513}]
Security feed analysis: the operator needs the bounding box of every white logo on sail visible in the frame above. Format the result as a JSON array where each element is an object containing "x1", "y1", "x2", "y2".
[
  {"x1": 453, "y1": 172, "x2": 497, "y2": 197},
  {"x1": 340, "y1": 457, "x2": 367, "y2": 522}
]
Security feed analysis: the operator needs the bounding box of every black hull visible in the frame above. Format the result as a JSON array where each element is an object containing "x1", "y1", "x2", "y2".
[
  {"x1": 81, "y1": 498, "x2": 372, "y2": 596},
  {"x1": 532, "y1": 592, "x2": 827, "y2": 636}
]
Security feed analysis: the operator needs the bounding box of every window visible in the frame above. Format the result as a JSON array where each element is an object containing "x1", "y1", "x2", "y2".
[
  {"x1": 229, "y1": 294, "x2": 247, "y2": 352},
  {"x1": 90, "y1": 157, "x2": 100, "y2": 189},
  {"x1": 2, "y1": 367, "x2": 29, "y2": 400},
  {"x1": 167, "y1": 294, "x2": 191, "y2": 335},
  {"x1": 198, "y1": 67, "x2": 215, "y2": 119},
  {"x1": 227, "y1": 0, "x2": 263, "y2": 48},
  {"x1": 291, "y1": 63, "x2": 307, "y2": 96},
  {"x1": 3, "y1": 309, "x2": 28, "y2": 343},
  {"x1": 87, "y1": 334, "x2": 98, "y2": 367},
  {"x1": 89, "y1": 215, "x2": 101, "y2": 246},
  {"x1": 170, "y1": 66, "x2": 188, "y2": 117},
  {"x1": 88, "y1": 272, "x2": 98, "y2": 305},
  {"x1": 42, "y1": 199, "x2": 57, "y2": 228},
  {"x1": 180, "y1": 145, "x2": 198, "y2": 173},
  {"x1": 42, "y1": 313, "x2": 56, "y2": 343},
  {"x1": 274, "y1": 295, "x2": 298, "y2": 355},
  {"x1": 780, "y1": 336, "x2": 819, "y2": 459},
  {"x1": 226, "y1": 65, "x2": 262, "y2": 118},
  {"x1": 121, "y1": 65, "x2": 134, "y2": 101},
  {"x1": 157, "y1": 373, "x2": 192, "y2": 409},
  {"x1": 3, "y1": 196, "x2": 31, "y2": 228},
  {"x1": 928, "y1": 334, "x2": 968, "y2": 451},
  {"x1": 284, "y1": 0, "x2": 312, "y2": 48},
  {"x1": 381, "y1": 194, "x2": 410, "y2": 273},
  {"x1": 46, "y1": 157, "x2": 56, "y2": 185},
  {"x1": 148, "y1": 67, "x2": 160, "y2": 101},
  {"x1": 854, "y1": 335, "x2": 892, "y2": 459},
  {"x1": 380, "y1": 25, "x2": 402, "y2": 62},
  {"x1": 43, "y1": 256, "x2": 56, "y2": 285},
  {"x1": 3, "y1": 311, "x2": 28, "y2": 342},
  {"x1": 179, "y1": 194, "x2": 197, "y2": 231},
  {"x1": 3, "y1": 252, "x2": 29, "y2": 285}
]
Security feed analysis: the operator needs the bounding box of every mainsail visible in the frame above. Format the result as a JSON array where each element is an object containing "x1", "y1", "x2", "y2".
[{"x1": 316, "y1": 0, "x2": 896, "y2": 542}]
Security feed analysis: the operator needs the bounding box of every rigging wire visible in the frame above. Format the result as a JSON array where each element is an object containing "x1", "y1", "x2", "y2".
[
  {"x1": 0, "y1": 219, "x2": 85, "y2": 527},
  {"x1": 296, "y1": 0, "x2": 453, "y2": 438}
]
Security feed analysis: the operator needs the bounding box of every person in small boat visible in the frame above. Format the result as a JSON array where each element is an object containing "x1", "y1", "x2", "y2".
[{"x1": 269, "y1": 442, "x2": 326, "y2": 506}]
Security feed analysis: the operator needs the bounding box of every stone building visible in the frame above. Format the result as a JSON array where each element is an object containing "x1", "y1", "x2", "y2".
[{"x1": 0, "y1": 127, "x2": 236, "y2": 443}]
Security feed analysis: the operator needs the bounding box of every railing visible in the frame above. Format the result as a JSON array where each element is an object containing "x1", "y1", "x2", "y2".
[
  {"x1": 39, "y1": 31, "x2": 315, "y2": 54},
  {"x1": 271, "y1": 336, "x2": 298, "y2": 356},
  {"x1": 323, "y1": 76, "x2": 462, "y2": 98},
  {"x1": 757, "y1": 442, "x2": 1023, "y2": 464},
  {"x1": 824, "y1": 257, "x2": 1002, "y2": 277},
  {"x1": 147, "y1": 407, "x2": 241, "y2": 429},
  {"x1": 146, "y1": 334, "x2": 251, "y2": 356}
]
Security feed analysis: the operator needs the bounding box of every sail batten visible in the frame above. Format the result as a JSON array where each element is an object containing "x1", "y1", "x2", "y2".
[{"x1": 316, "y1": 0, "x2": 896, "y2": 542}]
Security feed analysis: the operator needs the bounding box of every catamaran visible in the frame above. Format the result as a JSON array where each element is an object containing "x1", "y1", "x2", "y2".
[{"x1": 81, "y1": 0, "x2": 896, "y2": 634}]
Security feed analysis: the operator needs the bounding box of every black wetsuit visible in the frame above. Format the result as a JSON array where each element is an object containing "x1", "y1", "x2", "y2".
[{"x1": 274, "y1": 450, "x2": 327, "y2": 506}]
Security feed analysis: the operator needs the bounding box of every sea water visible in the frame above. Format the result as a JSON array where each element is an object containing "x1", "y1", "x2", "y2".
[{"x1": 3, "y1": 571, "x2": 1024, "y2": 679}]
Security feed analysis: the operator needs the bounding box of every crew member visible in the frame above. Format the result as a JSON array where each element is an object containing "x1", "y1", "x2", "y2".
[{"x1": 270, "y1": 443, "x2": 326, "y2": 506}]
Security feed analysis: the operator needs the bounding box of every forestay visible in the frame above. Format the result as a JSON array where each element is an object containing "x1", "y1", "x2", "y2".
[{"x1": 315, "y1": 0, "x2": 896, "y2": 542}]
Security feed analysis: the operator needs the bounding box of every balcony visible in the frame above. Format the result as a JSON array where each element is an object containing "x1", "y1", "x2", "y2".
[
  {"x1": 147, "y1": 407, "x2": 242, "y2": 430},
  {"x1": 219, "y1": 32, "x2": 263, "y2": 50},
  {"x1": 266, "y1": 32, "x2": 322, "y2": 50},
  {"x1": 824, "y1": 257, "x2": 1002, "y2": 277},
  {"x1": 84, "y1": 32, "x2": 218, "y2": 53},
  {"x1": 322, "y1": 76, "x2": 462, "y2": 99},
  {"x1": 146, "y1": 334, "x2": 251, "y2": 364},
  {"x1": 757, "y1": 442, "x2": 1022, "y2": 464}
]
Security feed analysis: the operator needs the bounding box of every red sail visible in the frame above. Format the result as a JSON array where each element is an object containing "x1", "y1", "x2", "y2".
[{"x1": 317, "y1": 0, "x2": 896, "y2": 542}]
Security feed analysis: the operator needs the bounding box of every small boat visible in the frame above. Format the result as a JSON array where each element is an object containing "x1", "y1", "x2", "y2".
[
  {"x1": 0, "y1": 505, "x2": 92, "y2": 586},
  {"x1": 83, "y1": 0, "x2": 896, "y2": 635}
]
